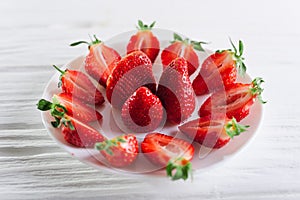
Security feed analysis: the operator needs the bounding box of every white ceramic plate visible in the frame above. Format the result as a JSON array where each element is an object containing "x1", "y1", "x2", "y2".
[{"x1": 41, "y1": 29, "x2": 263, "y2": 177}]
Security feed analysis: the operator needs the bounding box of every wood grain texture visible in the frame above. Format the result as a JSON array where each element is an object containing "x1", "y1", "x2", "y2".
[{"x1": 0, "y1": 0, "x2": 299, "y2": 199}]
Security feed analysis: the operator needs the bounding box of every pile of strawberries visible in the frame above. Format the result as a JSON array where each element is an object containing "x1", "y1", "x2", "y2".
[{"x1": 37, "y1": 20, "x2": 265, "y2": 181}]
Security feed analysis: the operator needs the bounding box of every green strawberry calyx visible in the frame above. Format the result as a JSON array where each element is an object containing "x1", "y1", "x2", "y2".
[
  {"x1": 166, "y1": 157, "x2": 193, "y2": 181},
  {"x1": 36, "y1": 97, "x2": 74, "y2": 130},
  {"x1": 224, "y1": 117, "x2": 250, "y2": 139},
  {"x1": 70, "y1": 34, "x2": 102, "y2": 49},
  {"x1": 171, "y1": 33, "x2": 207, "y2": 52},
  {"x1": 95, "y1": 135, "x2": 126, "y2": 155},
  {"x1": 250, "y1": 77, "x2": 267, "y2": 104},
  {"x1": 137, "y1": 20, "x2": 156, "y2": 31}
]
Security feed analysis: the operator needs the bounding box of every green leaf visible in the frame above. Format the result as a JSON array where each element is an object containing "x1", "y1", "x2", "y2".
[
  {"x1": 37, "y1": 99, "x2": 53, "y2": 111},
  {"x1": 241, "y1": 62, "x2": 247, "y2": 76},
  {"x1": 173, "y1": 33, "x2": 183, "y2": 42},
  {"x1": 191, "y1": 41, "x2": 207, "y2": 52},
  {"x1": 239, "y1": 40, "x2": 244, "y2": 56},
  {"x1": 51, "y1": 117, "x2": 61, "y2": 128},
  {"x1": 225, "y1": 118, "x2": 249, "y2": 139},
  {"x1": 149, "y1": 21, "x2": 156, "y2": 28},
  {"x1": 138, "y1": 20, "x2": 144, "y2": 29}
]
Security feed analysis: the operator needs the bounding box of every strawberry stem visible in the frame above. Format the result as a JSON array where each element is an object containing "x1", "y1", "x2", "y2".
[
  {"x1": 70, "y1": 35, "x2": 101, "y2": 48},
  {"x1": 225, "y1": 118, "x2": 250, "y2": 139},
  {"x1": 166, "y1": 158, "x2": 192, "y2": 181},
  {"x1": 52, "y1": 65, "x2": 65, "y2": 75}
]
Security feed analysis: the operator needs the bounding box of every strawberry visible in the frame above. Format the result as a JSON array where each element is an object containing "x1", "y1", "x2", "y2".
[
  {"x1": 37, "y1": 93, "x2": 102, "y2": 123},
  {"x1": 121, "y1": 86, "x2": 163, "y2": 133},
  {"x1": 95, "y1": 134, "x2": 139, "y2": 167},
  {"x1": 127, "y1": 20, "x2": 160, "y2": 63},
  {"x1": 161, "y1": 33, "x2": 206, "y2": 76},
  {"x1": 156, "y1": 57, "x2": 195, "y2": 124},
  {"x1": 192, "y1": 63, "x2": 236, "y2": 95},
  {"x1": 37, "y1": 97, "x2": 105, "y2": 147},
  {"x1": 199, "y1": 78, "x2": 266, "y2": 122},
  {"x1": 141, "y1": 133, "x2": 194, "y2": 181},
  {"x1": 193, "y1": 39, "x2": 246, "y2": 95},
  {"x1": 52, "y1": 65, "x2": 105, "y2": 106},
  {"x1": 61, "y1": 116, "x2": 106, "y2": 148},
  {"x1": 179, "y1": 114, "x2": 249, "y2": 149},
  {"x1": 106, "y1": 51, "x2": 156, "y2": 109},
  {"x1": 70, "y1": 35, "x2": 121, "y2": 87}
]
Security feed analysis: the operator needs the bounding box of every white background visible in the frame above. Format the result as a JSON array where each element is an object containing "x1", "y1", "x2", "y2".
[{"x1": 0, "y1": 0, "x2": 299, "y2": 199}]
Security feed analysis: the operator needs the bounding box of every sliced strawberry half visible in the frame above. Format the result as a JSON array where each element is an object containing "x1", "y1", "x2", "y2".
[
  {"x1": 157, "y1": 57, "x2": 195, "y2": 124},
  {"x1": 37, "y1": 93, "x2": 102, "y2": 123},
  {"x1": 141, "y1": 133, "x2": 194, "y2": 181},
  {"x1": 199, "y1": 78, "x2": 266, "y2": 122},
  {"x1": 193, "y1": 39, "x2": 246, "y2": 96},
  {"x1": 179, "y1": 114, "x2": 249, "y2": 149},
  {"x1": 95, "y1": 134, "x2": 139, "y2": 167},
  {"x1": 127, "y1": 20, "x2": 160, "y2": 63},
  {"x1": 106, "y1": 51, "x2": 156, "y2": 109},
  {"x1": 37, "y1": 97, "x2": 105, "y2": 148},
  {"x1": 161, "y1": 33, "x2": 206, "y2": 76},
  {"x1": 121, "y1": 87, "x2": 163, "y2": 133},
  {"x1": 70, "y1": 35, "x2": 121, "y2": 87},
  {"x1": 61, "y1": 116, "x2": 106, "y2": 148},
  {"x1": 52, "y1": 65, "x2": 104, "y2": 106}
]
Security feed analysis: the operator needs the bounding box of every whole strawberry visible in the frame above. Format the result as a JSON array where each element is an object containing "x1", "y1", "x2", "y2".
[
  {"x1": 71, "y1": 35, "x2": 121, "y2": 87},
  {"x1": 157, "y1": 57, "x2": 195, "y2": 124},
  {"x1": 127, "y1": 20, "x2": 160, "y2": 63},
  {"x1": 161, "y1": 33, "x2": 206, "y2": 76},
  {"x1": 95, "y1": 134, "x2": 139, "y2": 167},
  {"x1": 106, "y1": 51, "x2": 156, "y2": 109},
  {"x1": 121, "y1": 87, "x2": 163, "y2": 133}
]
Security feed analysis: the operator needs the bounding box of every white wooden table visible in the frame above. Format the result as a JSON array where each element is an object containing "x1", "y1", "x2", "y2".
[{"x1": 1, "y1": 0, "x2": 299, "y2": 199}]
